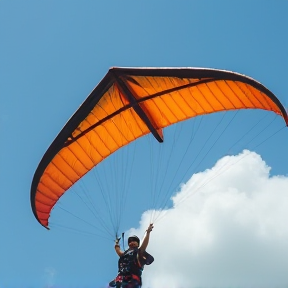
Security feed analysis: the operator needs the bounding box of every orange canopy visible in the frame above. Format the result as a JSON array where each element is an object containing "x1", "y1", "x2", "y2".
[{"x1": 30, "y1": 67, "x2": 288, "y2": 228}]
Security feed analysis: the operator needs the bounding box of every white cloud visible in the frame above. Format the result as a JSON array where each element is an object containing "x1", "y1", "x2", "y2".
[{"x1": 129, "y1": 150, "x2": 288, "y2": 288}]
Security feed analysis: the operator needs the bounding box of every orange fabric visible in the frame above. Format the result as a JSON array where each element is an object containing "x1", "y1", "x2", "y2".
[{"x1": 31, "y1": 67, "x2": 288, "y2": 227}]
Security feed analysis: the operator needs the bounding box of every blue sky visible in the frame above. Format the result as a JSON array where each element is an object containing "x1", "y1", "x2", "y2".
[{"x1": 0, "y1": 1, "x2": 288, "y2": 288}]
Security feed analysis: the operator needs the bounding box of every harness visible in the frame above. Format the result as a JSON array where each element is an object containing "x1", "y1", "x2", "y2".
[
  {"x1": 109, "y1": 248, "x2": 154, "y2": 287},
  {"x1": 113, "y1": 248, "x2": 143, "y2": 286},
  {"x1": 118, "y1": 248, "x2": 143, "y2": 277}
]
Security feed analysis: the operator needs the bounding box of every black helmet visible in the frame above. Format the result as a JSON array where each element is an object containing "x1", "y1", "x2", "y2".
[{"x1": 128, "y1": 235, "x2": 140, "y2": 245}]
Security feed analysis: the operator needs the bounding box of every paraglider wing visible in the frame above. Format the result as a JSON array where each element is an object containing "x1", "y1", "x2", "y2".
[{"x1": 30, "y1": 67, "x2": 288, "y2": 228}]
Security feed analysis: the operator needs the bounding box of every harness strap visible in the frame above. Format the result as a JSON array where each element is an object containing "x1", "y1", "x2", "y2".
[
  {"x1": 131, "y1": 274, "x2": 140, "y2": 282},
  {"x1": 115, "y1": 274, "x2": 141, "y2": 283}
]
